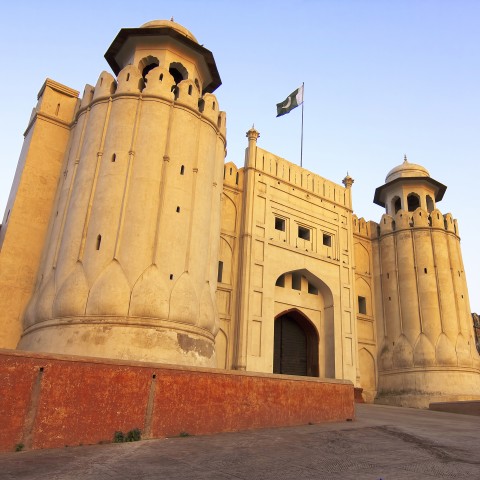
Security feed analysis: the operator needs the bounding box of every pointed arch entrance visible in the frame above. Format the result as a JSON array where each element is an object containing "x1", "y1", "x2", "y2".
[{"x1": 273, "y1": 309, "x2": 319, "y2": 377}]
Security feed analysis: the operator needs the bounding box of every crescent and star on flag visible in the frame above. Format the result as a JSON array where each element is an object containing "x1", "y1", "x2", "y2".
[{"x1": 275, "y1": 83, "x2": 305, "y2": 166}]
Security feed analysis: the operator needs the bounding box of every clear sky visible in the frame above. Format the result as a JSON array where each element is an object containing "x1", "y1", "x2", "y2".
[{"x1": 1, "y1": 0, "x2": 479, "y2": 311}]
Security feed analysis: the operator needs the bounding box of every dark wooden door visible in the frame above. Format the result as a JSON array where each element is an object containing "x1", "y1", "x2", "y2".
[{"x1": 273, "y1": 315, "x2": 307, "y2": 376}]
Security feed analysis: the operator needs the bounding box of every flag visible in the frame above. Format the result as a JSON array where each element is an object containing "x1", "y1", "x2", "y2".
[{"x1": 276, "y1": 85, "x2": 304, "y2": 117}]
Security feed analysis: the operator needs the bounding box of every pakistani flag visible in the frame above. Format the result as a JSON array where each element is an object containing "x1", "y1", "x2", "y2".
[{"x1": 276, "y1": 85, "x2": 304, "y2": 117}]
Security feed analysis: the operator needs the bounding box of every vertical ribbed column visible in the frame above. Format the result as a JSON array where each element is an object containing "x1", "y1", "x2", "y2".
[
  {"x1": 445, "y1": 214, "x2": 472, "y2": 366},
  {"x1": 234, "y1": 127, "x2": 260, "y2": 371},
  {"x1": 393, "y1": 212, "x2": 419, "y2": 367},
  {"x1": 120, "y1": 72, "x2": 171, "y2": 284},
  {"x1": 412, "y1": 210, "x2": 438, "y2": 366},
  {"x1": 54, "y1": 74, "x2": 116, "y2": 290},
  {"x1": 430, "y1": 209, "x2": 458, "y2": 365},
  {"x1": 378, "y1": 215, "x2": 400, "y2": 370}
]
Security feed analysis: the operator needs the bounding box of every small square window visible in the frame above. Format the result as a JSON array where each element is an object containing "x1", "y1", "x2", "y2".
[
  {"x1": 308, "y1": 282, "x2": 318, "y2": 295},
  {"x1": 358, "y1": 296, "x2": 367, "y2": 315},
  {"x1": 323, "y1": 233, "x2": 332, "y2": 247},
  {"x1": 275, "y1": 217, "x2": 286, "y2": 231},
  {"x1": 298, "y1": 226, "x2": 310, "y2": 241}
]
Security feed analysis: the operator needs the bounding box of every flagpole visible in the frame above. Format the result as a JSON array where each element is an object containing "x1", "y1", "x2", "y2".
[{"x1": 300, "y1": 82, "x2": 304, "y2": 167}]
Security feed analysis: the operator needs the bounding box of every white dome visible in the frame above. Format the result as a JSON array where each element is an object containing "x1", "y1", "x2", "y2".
[
  {"x1": 140, "y1": 20, "x2": 198, "y2": 43},
  {"x1": 385, "y1": 157, "x2": 430, "y2": 183}
]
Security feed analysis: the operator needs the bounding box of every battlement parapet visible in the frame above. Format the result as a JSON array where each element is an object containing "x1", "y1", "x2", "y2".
[
  {"x1": 253, "y1": 147, "x2": 348, "y2": 207},
  {"x1": 77, "y1": 65, "x2": 225, "y2": 135},
  {"x1": 223, "y1": 162, "x2": 244, "y2": 189},
  {"x1": 352, "y1": 215, "x2": 378, "y2": 239},
  {"x1": 377, "y1": 208, "x2": 459, "y2": 236}
]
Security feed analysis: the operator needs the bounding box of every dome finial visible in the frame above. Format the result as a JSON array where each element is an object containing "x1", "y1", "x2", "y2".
[
  {"x1": 404, "y1": 154, "x2": 408, "y2": 163},
  {"x1": 342, "y1": 172, "x2": 354, "y2": 188},
  {"x1": 170, "y1": 16, "x2": 174, "y2": 21}
]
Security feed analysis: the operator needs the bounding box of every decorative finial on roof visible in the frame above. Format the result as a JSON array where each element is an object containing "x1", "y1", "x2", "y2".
[
  {"x1": 246, "y1": 125, "x2": 260, "y2": 142},
  {"x1": 404, "y1": 154, "x2": 408, "y2": 163},
  {"x1": 170, "y1": 16, "x2": 174, "y2": 21},
  {"x1": 342, "y1": 172, "x2": 354, "y2": 189}
]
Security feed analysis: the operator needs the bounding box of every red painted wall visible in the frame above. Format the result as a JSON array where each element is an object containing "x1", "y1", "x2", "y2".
[{"x1": 0, "y1": 349, "x2": 354, "y2": 452}]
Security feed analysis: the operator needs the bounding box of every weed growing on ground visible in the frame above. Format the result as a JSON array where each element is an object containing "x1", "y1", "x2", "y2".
[{"x1": 113, "y1": 428, "x2": 142, "y2": 443}]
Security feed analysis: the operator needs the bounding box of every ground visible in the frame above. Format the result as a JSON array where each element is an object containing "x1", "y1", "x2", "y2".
[{"x1": 1, "y1": 404, "x2": 478, "y2": 479}]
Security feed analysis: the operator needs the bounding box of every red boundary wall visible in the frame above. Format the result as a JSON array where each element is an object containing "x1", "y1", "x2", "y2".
[{"x1": 0, "y1": 349, "x2": 354, "y2": 452}]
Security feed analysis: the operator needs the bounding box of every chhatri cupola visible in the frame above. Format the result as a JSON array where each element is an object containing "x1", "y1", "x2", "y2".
[
  {"x1": 373, "y1": 156, "x2": 447, "y2": 215},
  {"x1": 104, "y1": 19, "x2": 221, "y2": 94}
]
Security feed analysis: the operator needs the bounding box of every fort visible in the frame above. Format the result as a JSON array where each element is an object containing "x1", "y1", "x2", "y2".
[{"x1": 0, "y1": 19, "x2": 479, "y2": 450}]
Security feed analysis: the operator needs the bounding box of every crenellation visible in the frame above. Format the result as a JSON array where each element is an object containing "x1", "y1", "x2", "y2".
[
  {"x1": 80, "y1": 85, "x2": 95, "y2": 110},
  {"x1": 379, "y1": 214, "x2": 395, "y2": 234},
  {"x1": 200, "y1": 92, "x2": 220, "y2": 123},
  {"x1": 223, "y1": 162, "x2": 243, "y2": 189},
  {"x1": 116, "y1": 64, "x2": 144, "y2": 94},
  {"x1": 253, "y1": 147, "x2": 346, "y2": 207},
  {"x1": 143, "y1": 66, "x2": 175, "y2": 99},
  {"x1": 411, "y1": 208, "x2": 429, "y2": 227},
  {"x1": 394, "y1": 210, "x2": 411, "y2": 230},
  {"x1": 176, "y1": 78, "x2": 200, "y2": 109},
  {"x1": 444, "y1": 213, "x2": 455, "y2": 233},
  {"x1": 92, "y1": 71, "x2": 117, "y2": 101}
]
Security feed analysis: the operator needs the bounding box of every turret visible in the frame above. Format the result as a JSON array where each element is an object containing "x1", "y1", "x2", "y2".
[
  {"x1": 17, "y1": 20, "x2": 226, "y2": 367},
  {"x1": 374, "y1": 157, "x2": 480, "y2": 407}
]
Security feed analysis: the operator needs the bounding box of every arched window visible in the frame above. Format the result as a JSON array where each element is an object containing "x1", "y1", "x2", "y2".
[
  {"x1": 407, "y1": 193, "x2": 420, "y2": 212},
  {"x1": 426, "y1": 195, "x2": 434, "y2": 213},
  {"x1": 138, "y1": 56, "x2": 160, "y2": 82},
  {"x1": 169, "y1": 62, "x2": 188, "y2": 85},
  {"x1": 392, "y1": 196, "x2": 401, "y2": 214}
]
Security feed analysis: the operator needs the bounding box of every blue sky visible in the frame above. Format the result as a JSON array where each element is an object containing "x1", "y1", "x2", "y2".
[{"x1": 1, "y1": 0, "x2": 479, "y2": 311}]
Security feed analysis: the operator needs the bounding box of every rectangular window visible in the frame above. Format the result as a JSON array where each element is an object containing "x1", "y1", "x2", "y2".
[
  {"x1": 298, "y1": 226, "x2": 310, "y2": 241},
  {"x1": 292, "y1": 272, "x2": 302, "y2": 291},
  {"x1": 217, "y1": 261, "x2": 224, "y2": 283},
  {"x1": 308, "y1": 282, "x2": 318, "y2": 295},
  {"x1": 323, "y1": 233, "x2": 332, "y2": 247},
  {"x1": 358, "y1": 296, "x2": 367, "y2": 315},
  {"x1": 275, "y1": 217, "x2": 286, "y2": 231}
]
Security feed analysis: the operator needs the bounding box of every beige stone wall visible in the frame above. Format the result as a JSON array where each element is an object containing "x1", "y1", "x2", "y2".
[
  {"x1": 352, "y1": 216, "x2": 378, "y2": 402},
  {"x1": 216, "y1": 162, "x2": 244, "y2": 369},
  {"x1": 0, "y1": 80, "x2": 79, "y2": 348},
  {"x1": 226, "y1": 132, "x2": 359, "y2": 384}
]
